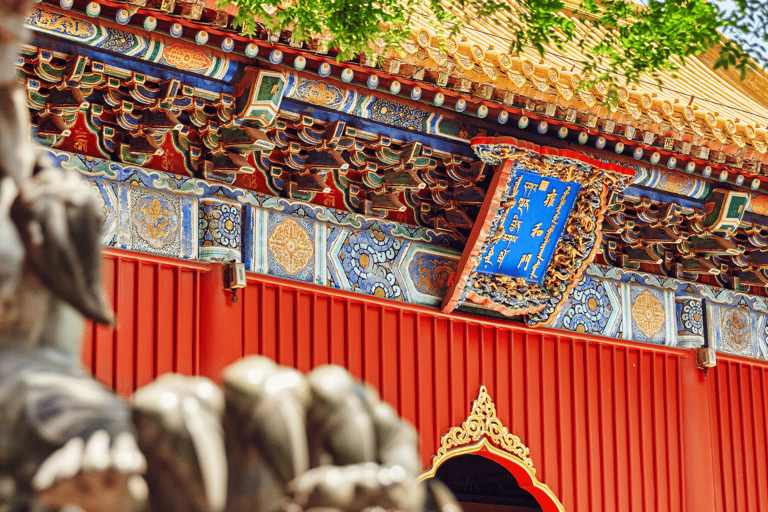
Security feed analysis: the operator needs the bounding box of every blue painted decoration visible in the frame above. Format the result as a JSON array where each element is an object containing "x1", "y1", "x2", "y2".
[{"x1": 475, "y1": 169, "x2": 582, "y2": 284}]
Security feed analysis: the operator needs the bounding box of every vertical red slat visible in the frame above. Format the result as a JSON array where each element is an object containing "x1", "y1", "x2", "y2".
[
  {"x1": 571, "y1": 339, "x2": 588, "y2": 512},
  {"x1": 134, "y1": 262, "x2": 156, "y2": 389},
  {"x1": 492, "y1": 329, "x2": 510, "y2": 429},
  {"x1": 639, "y1": 352, "x2": 653, "y2": 512},
  {"x1": 416, "y1": 314, "x2": 434, "y2": 464},
  {"x1": 293, "y1": 290, "x2": 312, "y2": 372},
  {"x1": 380, "y1": 308, "x2": 398, "y2": 405},
  {"x1": 260, "y1": 283, "x2": 278, "y2": 361},
  {"x1": 242, "y1": 283, "x2": 259, "y2": 356},
  {"x1": 598, "y1": 345, "x2": 615, "y2": 512},
  {"x1": 155, "y1": 265, "x2": 174, "y2": 376},
  {"x1": 752, "y1": 367, "x2": 768, "y2": 507},
  {"x1": 114, "y1": 259, "x2": 136, "y2": 396},
  {"x1": 740, "y1": 365, "x2": 755, "y2": 512},
  {"x1": 585, "y1": 343, "x2": 600, "y2": 510},
  {"x1": 433, "y1": 317, "x2": 450, "y2": 456},
  {"x1": 555, "y1": 338, "x2": 573, "y2": 508},
  {"x1": 465, "y1": 323, "x2": 480, "y2": 403},
  {"x1": 175, "y1": 268, "x2": 195, "y2": 375},
  {"x1": 613, "y1": 347, "x2": 629, "y2": 512},
  {"x1": 312, "y1": 295, "x2": 329, "y2": 367},
  {"x1": 511, "y1": 331, "x2": 525, "y2": 436},
  {"x1": 277, "y1": 288, "x2": 295, "y2": 367},
  {"x1": 362, "y1": 304, "x2": 379, "y2": 385},
  {"x1": 540, "y1": 336, "x2": 558, "y2": 493},
  {"x1": 346, "y1": 301, "x2": 363, "y2": 379},
  {"x1": 329, "y1": 298, "x2": 346, "y2": 367},
  {"x1": 398, "y1": 311, "x2": 417, "y2": 426},
  {"x1": 93, "y1": 255, "x2": 116, "y2": 387},
  {"x1": 449, "y1": 321, "x2": 465, "y2": 426}
]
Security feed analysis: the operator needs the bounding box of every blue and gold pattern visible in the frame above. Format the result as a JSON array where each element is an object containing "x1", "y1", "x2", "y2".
[
  {"x1": 199, "y1": 201, "x2": 241, "y2": 250},
  {"x1": 130, "y1": 188, "x2": 185, "y2": 257},
  {"x1": 474, "y1": 169, "x2": 581, "y2": 285},
  {"x1": 294, "y1": 79, "x2": 347, "y2": 110},
  {"x1": 629, "y1": 286, "x2": 667, "y2": 344},
  {"x1": 676, "y1": 297, "x2": 703, "y2": 343},
  {"x1": 329, "y1": 226, "x2": 409, "y2": 301},
  {"x1": 132, "y1": 192, "x2": 180, "y2": 250},
  {"x1": 28, "y1": 6, "x2": 99, "y2": 42},
  {"x1": 266, "y1": 213, "x2": 315, "y2": 282},
  {"x1": 561, "y1": 277, "x2": 614, "y2": 334},
  {"x1": 369, "y1": 99, "x2": 429, "y2": 131},
  {"x1": 446, "y1": 140, "x2": 630, "y2": 323},
  {"x1": 101, "y1": 28, "x2": 136, "y2": 52},
  {"x1": 27, "y1": 5, "x2": 237, "y2": 81},
  {"x1": 408, "y1": 252, "x2": 457, "y2": 297},
  {"x1": 268, "y1": 217, "x2": 315, "y2": 275}
]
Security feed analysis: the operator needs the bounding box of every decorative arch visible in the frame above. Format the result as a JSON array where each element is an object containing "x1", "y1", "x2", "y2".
[{"x1": 420, "y1": 386, "x2": 564, "y2": 512}]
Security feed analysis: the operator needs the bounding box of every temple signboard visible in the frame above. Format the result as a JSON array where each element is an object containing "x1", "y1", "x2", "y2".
[
  {"x1": 442, "y1": 137, "x2": 632, "y2": 325},
  {"x1": 474, "y1": 169, "x2": 581, "y2": 284}
]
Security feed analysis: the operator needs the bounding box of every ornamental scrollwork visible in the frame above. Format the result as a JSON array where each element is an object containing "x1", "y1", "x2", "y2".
[{"x1": 435, "y1": 386, "x2": 533, "y2": 469}]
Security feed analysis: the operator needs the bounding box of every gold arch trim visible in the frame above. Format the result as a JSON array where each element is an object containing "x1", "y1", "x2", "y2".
[{"x1": 420, "y1": 386, "x2": 564, "y2": 512}]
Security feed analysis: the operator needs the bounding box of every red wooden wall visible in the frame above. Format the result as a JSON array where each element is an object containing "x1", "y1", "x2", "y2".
[
  {"x1": 82, "y1": 249, "x2": 207, "y2": 395},
  {"x1": 82, "y1": 249, "x2": 768, "y2": 512},
  {"x1": 709, "y1": 355, "x2": 768, "y2": 512}
]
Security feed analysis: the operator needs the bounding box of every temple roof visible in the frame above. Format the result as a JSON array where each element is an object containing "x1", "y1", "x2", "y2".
[{"x1": 404, "y1": 0, "x2": 768, "y2": 139}]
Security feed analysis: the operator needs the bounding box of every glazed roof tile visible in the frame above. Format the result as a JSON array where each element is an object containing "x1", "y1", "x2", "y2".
[{"x1": 396, "y1": 1, "x2": 768, "y2": 155}]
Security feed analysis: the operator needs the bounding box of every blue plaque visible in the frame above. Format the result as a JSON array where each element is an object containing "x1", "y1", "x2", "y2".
[{"x1": 475, "y1": 169, "x2": 581, "y2": 284}]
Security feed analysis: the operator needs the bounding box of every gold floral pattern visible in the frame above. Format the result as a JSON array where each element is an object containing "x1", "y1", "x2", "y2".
[
  {"x1": 631, "y1": 290, "x2": 665, "y2": 338},
  {"x1": 163, "y1": 44, "x2": 211, "y2": 70},
  {"x1": 294, "y1": 80, "x2": 344, "y2": 108},
  {"x1": 659, "y1": 172, "x2": 694, "y2": 196},
  {"x1": 268, "y1": 219, "x2": 314, "y2": 274}
]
